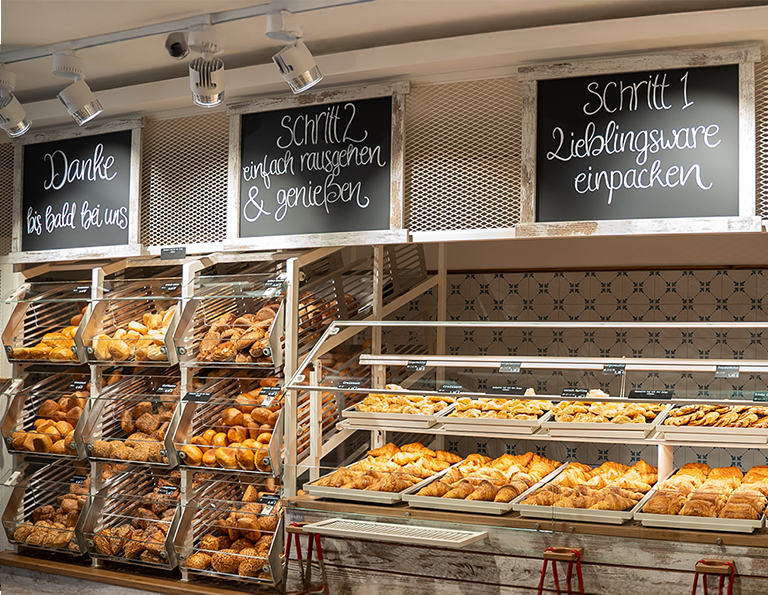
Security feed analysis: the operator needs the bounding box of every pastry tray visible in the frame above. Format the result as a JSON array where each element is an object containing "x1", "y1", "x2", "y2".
[
  {"x1": 656, "y1": 419, "x2": 768, "y2": 444},
  {"x1": 402, "y1": 462, "x2": 566, "y2": 515},
  {"x1": 303, "y1": 461, "x2": 462, "y2": 505},
  {"x1": 439, "y1": 409, "x2": 553, "y2": 437},
  {"x1": 341, "y1": 402, "x2": 456, "y2": 430},
  {"x1": 512, "y1": 463, "x2": 655, "y2": 525},
  {"x1": 542, "y1": 405, "x2": 673, "y2": 439},
  {"x1": 633, "y1": 479, "x2": 765, "y2": 533}
]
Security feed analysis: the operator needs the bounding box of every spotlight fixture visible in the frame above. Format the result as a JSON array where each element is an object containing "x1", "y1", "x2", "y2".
[
  {"x1": 265, "y1": 10, "x2": 302, "y2": 42},
  {"x1": 52, "y1": 51, "x2": 103, "y2": 126},
  {"x1": 273, "y1": 41, "x2": 323, "y2": 94},
  {"x1": 187, "y1": 24, "x2": 224, "y2": 107},
  {"x1": 165, "y1": 31, "x2": 189, "y2": 60},
  {"x1": 0, "y1": 65, "x2": 31, "y2": 138}
]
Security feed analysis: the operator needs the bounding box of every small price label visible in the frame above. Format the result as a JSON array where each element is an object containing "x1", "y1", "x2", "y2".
[
  {"x1": 754, "y1": 392, "x2": 768, "y2": 402},
  {"x1": 68, "y1": 380, "x2": 88, "y2": 391},
  {"x1": 183, "y1": 391, "x2": 212, "y2": 403},
  {"x1": 72, "y1": 285, "x2": 90, "y2": 295},
  {"x1": 486, "y1": 386, "x2": 526, "y2": 396},
  {"x1": 628, "y1": 389, "x2": 674, "y2": 400},
  {"x1": 260, "y1": 385, "x2": 281, "y2": 407},
  {"x1": 603, "y1": 363, "x2": 626, "y2": 376},
  {"x1": 337, "y1": 380, "x2": 362, "y2": 390},
  {"x1": 161, "y1": 282, "x2": 180, "y2": 292},
  {"x1": 406, "y1": 360, "x2": 426, "y2": 372},
  {"x1": 156, "y1": 383, "x2": 177, "y2": 395},
  {"x1": 161, "y1": 247, "x2": 186, "y2": 260},
  {"x1": 561, "y1": 388, "x2": 589, "y2": 398},
  {"x1": 264, "y1": 279, "x2": 284, "y2": 288},
  {"x1": 716, "y1": 365, "x2": 740, "y2": 379},
  {"x1": 70, "y1": 474, "x2": 87, "y2": 484},
  {"x1": 499, "y1": 362, "x2": 522, "y2": 374},
  {"x1": 258, "y1": 493, "x2": 279, "y2": 515},
  {"x1": 438, "y1": 383, "x2": 463, "y2": 394},
  {"x1": 157, "y1": 485, "x2": 178, "y2": 496}
]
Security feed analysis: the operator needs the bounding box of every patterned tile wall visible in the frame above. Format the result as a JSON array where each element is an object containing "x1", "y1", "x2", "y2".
[{"x1": 393, "y1": 269, "x2": 768, "y2": 471}]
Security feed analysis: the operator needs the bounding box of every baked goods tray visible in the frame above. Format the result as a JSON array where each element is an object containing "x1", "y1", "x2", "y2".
[
  {"x1": 512, "y1": 468, "x2": 652, "y2": 525},
  {"x1": 402, "y1": 462, "x2": 567, "y2": 515},
  {"x1": 303, "y1": 462, "x2": 462, "y2": 505},
  {"x1": 341, "y1": 402, "x2": 456, "y2": 429},
  {"x1": 656, "y1": 423, "x2": 768, "y2": 444},
  {"x1": 633, "y1": 481, "x2": 765, "y2": 533},
  {"x1": 439, "y1": 410, "x2": 553, "y2": 437},
  {"x1": 541, "y1": 405, "x2": 673, "y2": 439}
]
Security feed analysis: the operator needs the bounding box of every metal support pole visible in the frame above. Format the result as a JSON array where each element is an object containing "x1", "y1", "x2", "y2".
[{"x1": 284, "y1": 257, "x2": 300, "y2": 498}]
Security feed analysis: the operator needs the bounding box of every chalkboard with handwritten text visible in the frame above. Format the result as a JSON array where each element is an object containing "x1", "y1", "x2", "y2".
[
  {"x1": 239, "y1": 96, "x2": 392, "y2": 237},
  {"x1": 22, "y1": 130, "x2": 132, "y2": 251},
  {"x1": 536, "y1": 64, "x2": 739, "y2": 222}
]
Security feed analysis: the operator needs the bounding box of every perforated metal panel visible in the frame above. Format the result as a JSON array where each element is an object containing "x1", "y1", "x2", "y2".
[
  {"x1": 756, "y1": 60, "x2": 768, "y2": 218},
  {"x1": 404, "y1": 78, "x2": 523, "y2": 232},
  {"x1": 0, "y1": 143, "x2": 15, "y2": 255},
  {"x1": 140, "y1": 113, "x2": 228, "y2": 246}
]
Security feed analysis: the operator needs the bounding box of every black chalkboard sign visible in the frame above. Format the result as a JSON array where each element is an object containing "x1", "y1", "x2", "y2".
[
  {"x1": 239, "y1": 96, "x2": 392, "y2": 237},
  {"x1": 22, "y1": 130, "x2": 133, "y2": 251},
  {"x1": 536, "y1": 64, "x2": 740, "y2": 221}
]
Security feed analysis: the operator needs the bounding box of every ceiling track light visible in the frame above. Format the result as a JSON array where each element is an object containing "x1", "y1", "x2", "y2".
[
  {"x1": 267, "y1": 11, "x2": 322, "y2": 94},
  {"x1": 187, "y1": 24, "x2": 225, "y2": 108},
  {"x1": 0, "y1": 65, "x2": 31, "y2": 138},
  {"x1": 273, "y1": 41, "x2": 323, "y2": 94},
  {"x1": 52, "y1": 51, "x2": 103, "y2": 126}
]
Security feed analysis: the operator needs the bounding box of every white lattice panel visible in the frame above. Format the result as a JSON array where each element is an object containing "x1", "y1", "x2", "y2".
[
  {"x1": 404, "y1": 78, "x2": 523, "y2": 232},
  {"x1": 140, "y1": 113, "x2": 228, "y2": 246},
  {"x1": 756, "y1": 60, "x2": 768, "y2": 218},
  {"x1": 0, "y1": 143, "x2": 14, "y2": 256}
]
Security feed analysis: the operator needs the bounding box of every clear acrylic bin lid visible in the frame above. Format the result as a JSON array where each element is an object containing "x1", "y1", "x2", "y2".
[{"x1": 5, "y1": 281, "x2": 93, "y2": 304}]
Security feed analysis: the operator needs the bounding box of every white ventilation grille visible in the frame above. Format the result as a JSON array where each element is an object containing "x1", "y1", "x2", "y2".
[
  {"x1": 140, "y1": 112, "x2": 229, "y2": 246},
  {"x1": 756, "y1": 60, "x2": 768, "y2": 218},
  {"x1": 0, "y1": 143, "x2": 14, "y2": 255},
  {"x1": 303, "y1": 518, "x2": 487, "y2": 547},
  {"x1": 404, "y1": 78, "x2": 523, "y2": 232}
]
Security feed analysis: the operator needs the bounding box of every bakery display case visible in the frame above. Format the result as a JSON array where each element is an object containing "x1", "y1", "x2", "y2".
[
  {"x1": 82, "y1": 465, "x2": 181, "y2": 569},
  {"x1": 81, "y1": 277, "x2": 182, "y2": 365},
  {"x1": 174, "y1": 472, "x2": 283, "y2": 584},
  {"x1": 286, "y1": 320, "x2": 768, "y2": 534},
  {"x1": 2, "y1": 281, "x2": 89, "y2": 364},
  {"x1": 80, "y1": 368, "x2": 181, "y2": 467},
  {"x1": 171, "y1": 374, "x2": 282, "y2": 475},
  {"x1": 1, "y1": 367, "x2": 91, "y2": 459},
  {"x1": 2, "y1": 458, "x2": 89, "y2": 555}
]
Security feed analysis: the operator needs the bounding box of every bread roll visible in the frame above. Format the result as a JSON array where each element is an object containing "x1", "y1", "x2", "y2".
[
  {"x1": 202, "y1": 449, "x2": 218, "y2": 467},
  {"x1": 212, "y1": 432, "x2": 228, "y2": 448},
  {"x1": 222, "y1": 408, "x2": 244, "y2": 426},
  {"x1": 92, "y1": 334, "x2": 112, "y2": 360},
  {"x1": 227, "y1": 426, "x2": 248, "y2": 444},
  {"x1": 236, "y1": 447, "x2": 256, "y2": 471},
  {"x1": 215, "y1": 447, "x2": 238, "y2": 470},
  {"x1": 182, "y1": 444, "x2": 203, "y2": 466}
]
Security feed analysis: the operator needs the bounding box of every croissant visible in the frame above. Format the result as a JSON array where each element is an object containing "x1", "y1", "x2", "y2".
[
  {"x1": 367, "y1": 443, "x2": 400, "y2": 458},
  {"x1": 642, "y1": 494, "x2": 683, "y2": 515},
  {"x1": 435, "y1": 450, "x2": 463, "y2": 464},
  {"x1": 442, "y1": 467, "x2": 465, "y2": 485},
  {"x1": 443, "y1": 480, "x2": 475, "y2": 499},
  {"x1": 524, "y1": 490, "x2": 557, "y2": 506},
  {"x1": 588, "y1": 493, "x2": 635, "y2": 511},
  {"x1": 416, "y1": 480, "x2": 451, "y2": 497},
  {"x1": 341, "y1": 474, "x2": 377, "y2": 490},
  {"x1": 466, "y1": 480, "x2": 500, "y2": 501},
  {"x1": 400, "y1": 442, "x2": 436, "y2": 457},
  {"x1": 679, "y1": 499, "x2": 718, "y2": 518},
  {"x1": 720, "y1": 503, "x2": 760, "y2": 520}
]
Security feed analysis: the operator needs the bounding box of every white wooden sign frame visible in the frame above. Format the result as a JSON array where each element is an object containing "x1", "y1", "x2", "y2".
[
  {"x1": 225, "y1": 81, "x2": 410, "y2": 251},
  {"x1": 9, "y1": 117, "x2": 145, "y2": 263},
  {"x1": 516, "y1": 44, "x2": 762, "y2": 238}
]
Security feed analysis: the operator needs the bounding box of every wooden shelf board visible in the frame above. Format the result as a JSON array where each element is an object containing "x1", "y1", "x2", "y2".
[{"x1": 0, "y1": 551, "x2": 280, "y2": 595}]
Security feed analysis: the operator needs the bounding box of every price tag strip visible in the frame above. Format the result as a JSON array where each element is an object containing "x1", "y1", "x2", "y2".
[
  {"x1": 716, "y1": 365, "x2": 740, "y2": 379},
  {"x1": 337, "y1": 380, "x2": 362, "y2": 390},
  {"x1": 754, "y1": 392, "x2": 768, "y2": 403},
  {"x1": 438, "y1": 383, "x2": 463, "y2": 394},
  {"x1": 561, "y1": 388, "x2": 589, "y2": 399},
  {"x1": 72, "y1": 285, "x2": 90, "y2": 295},
  {"x1": 602, "y1": 363, "x2": 626, "y2": 376},
  {"x1": 628, "y1": 389, "x2": 674, "y2": 400},
  {"x1": 70, "y1": 474, "x2": 87, "y2": 484},
  {"x1": 68, "y1": 380, "x2": 88, "y2": 391},
  {"x1": 160, "y1": 282, "x2": 180, "y2": 292},
  {"x1": 156, "y1": 383, "x2": 178, "y2": 395},
  {"x1": 499, "y1": 362, "x2": 522, "y2": 374},
  {"x1": 258, "y1": 493, "x2": 280, "y2": 516},
  {"x1": 486, "y1": 386, "x2": 526, "y2": 396},
  {"x1": 157, "y1": 485, "x2": 179, "y2": 496},
  {"x1": 406, "y1": 360, "x2": 427, "y2": 372},
  {"x1": 183, "y1": 391, "x2": 212, "y2": 403}
]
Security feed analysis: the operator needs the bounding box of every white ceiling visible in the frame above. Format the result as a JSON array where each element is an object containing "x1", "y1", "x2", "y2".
[{"x1": 2, "y1": 0, "x2": 768, "y2": 129}]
